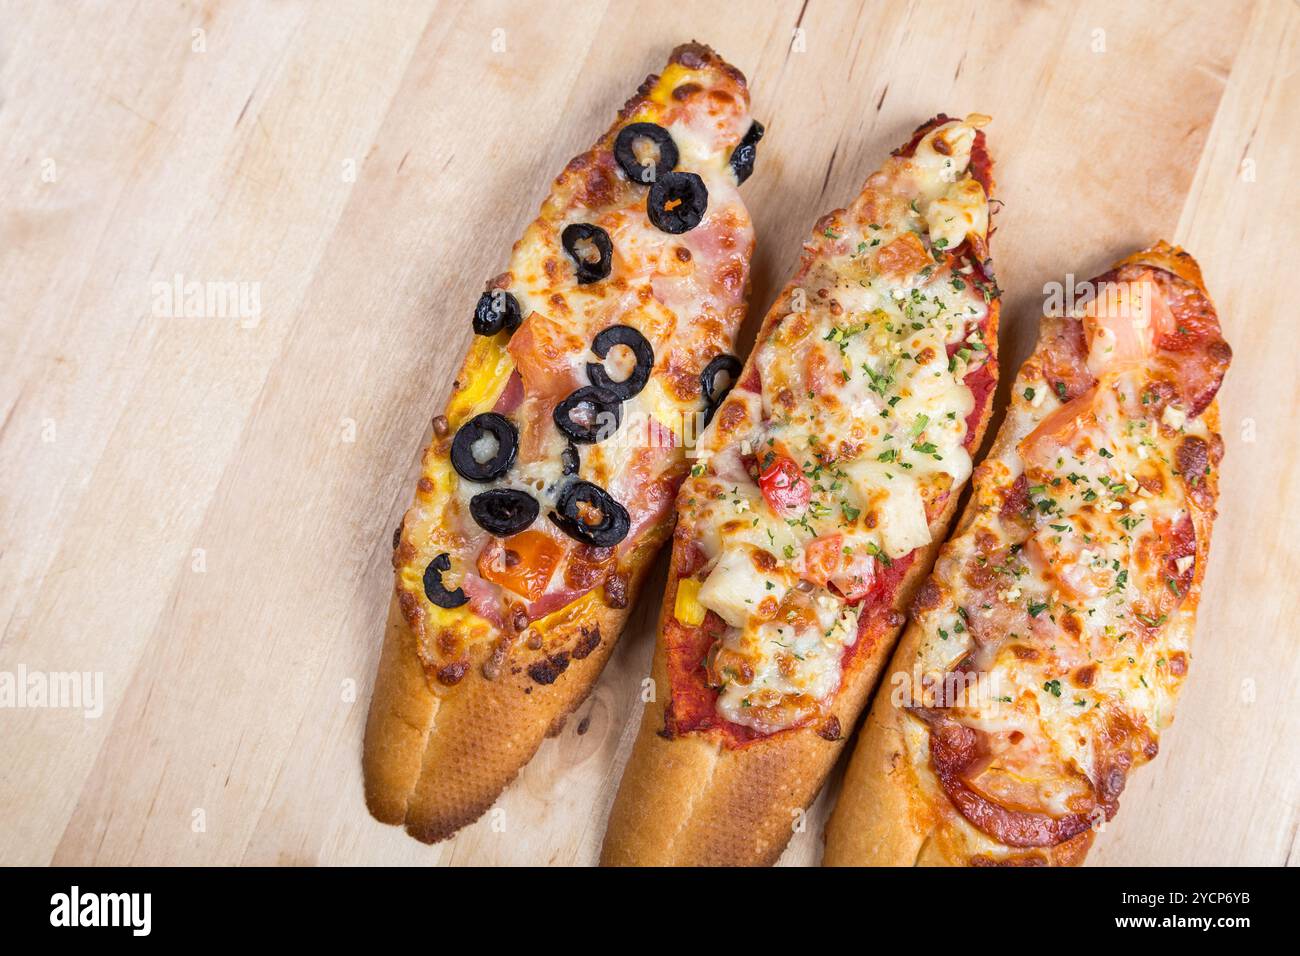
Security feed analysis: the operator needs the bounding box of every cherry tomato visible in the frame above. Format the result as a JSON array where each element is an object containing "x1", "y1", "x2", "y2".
[{"x1": 758, "y1": 455, "x2": 810, "y2": 517}]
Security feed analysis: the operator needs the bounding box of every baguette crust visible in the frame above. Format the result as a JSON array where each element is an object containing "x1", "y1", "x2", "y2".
[
  {"x1": 366, "y1": 545, "x2": 659, "y2": 841},
  {"x1": 603, "y1": 116, "x2": 999, "y2": 866},
  {"x1": 602, "y1": 491, "x2": 965, "y2": 865},
  {"x1": 825, "y1": 242, "x2": 1226, "y2": 866},
  {"x1": 364, "y1": 43, "x2": 756, "y2": 844}
]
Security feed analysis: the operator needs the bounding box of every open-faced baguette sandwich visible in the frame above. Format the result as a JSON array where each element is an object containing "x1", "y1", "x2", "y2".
[
  {"x1": 824, "y1": 242, "x2": 1231, "y2": 866},
  {"x1": 364, "y1": 43, "x2": 763, "y2": 844},
  {"x1": 601, "y1": 114, "x2": 999, "y2": 866}
]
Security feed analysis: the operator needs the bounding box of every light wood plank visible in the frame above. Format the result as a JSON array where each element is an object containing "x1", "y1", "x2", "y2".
[{"x1": 0, "y1": 0, "x2": 1293, "y2": 866}]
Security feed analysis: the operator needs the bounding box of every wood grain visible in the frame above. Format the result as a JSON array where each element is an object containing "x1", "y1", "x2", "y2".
[{"x1": 1, "y1": 0, "x2": 1295, "y2": 866}]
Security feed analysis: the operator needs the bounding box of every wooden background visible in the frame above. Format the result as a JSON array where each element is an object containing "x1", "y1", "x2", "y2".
[{"x1": 2, "y1": 0, "x2": 1296, "y2": 866}]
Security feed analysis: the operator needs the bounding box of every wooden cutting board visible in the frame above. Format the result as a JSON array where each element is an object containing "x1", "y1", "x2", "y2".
[{"x1": 1, "y1": 0, "x2": 1296, "y2": 866}]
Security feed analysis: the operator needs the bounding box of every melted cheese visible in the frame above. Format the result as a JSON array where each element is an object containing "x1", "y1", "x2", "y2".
[
  {"x1": 396, "y1": 50, "x2": 758, "y2": 654},
  {"x1": 678, "y1": 116, "x2": 995, "y2": 732},
  {"x1": 902, "y1": 259, "x2": 1227, "y2": 858}
]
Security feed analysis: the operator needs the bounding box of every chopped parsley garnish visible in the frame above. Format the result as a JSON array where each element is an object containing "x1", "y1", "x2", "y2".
[{"x1": 865, "y1": 542, "x2": 893, "y2": 568}]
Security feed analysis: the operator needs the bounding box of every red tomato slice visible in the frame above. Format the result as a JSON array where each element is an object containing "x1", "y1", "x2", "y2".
[
  {"x1": 506, "y1": 312, "x2": 581, "y2": 402},
  {"x1": 758, "y1": 455, "x2": 810, "y2": 517},
  {"x1": 477, "y1": 530, "x2": 564, "y2": 602},
  {"x1": 831, "y1": 548, "x2": 876, "y2": 602},
  {"x1": 802, "y1": 533, "x2": 843, "y2": 587}
]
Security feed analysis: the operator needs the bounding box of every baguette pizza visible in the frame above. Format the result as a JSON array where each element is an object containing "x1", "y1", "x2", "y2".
[
  {"x1": 823, "y1": 242, "x2": 1231, "y2": 866},
  {"x1": 364, "y1": 43, "x2": 763, "y2": 843},
  {"x1": 602, "y1": 114, "x2": 999, "y2": 866}
]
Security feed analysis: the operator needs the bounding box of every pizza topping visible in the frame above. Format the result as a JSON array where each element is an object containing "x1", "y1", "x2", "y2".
[
  {"x1": 647, "y1": 171, "x2": 708, "y2": 234},
  {"x1": 560, "y1": 442, "x2": 580, "y2": 475},
  {"x1": 700, "y1": 353, "x2": 742, "y2": 424},
  {"x1": 757, "y1": 454, "x2": 811, "y2": 517},
  {"x1": 422, "y1": 553, "x2": 468, "y2": 609},
  {"x1": 469, "y1": 488, "x2": 540, "y2": 537},
  {"x1": 549, "y1": 480, "x2": 631, "y2": 547},
  {"x1": 450, "y1": 412, "x2": 519, "y2": 483},
  {"x1": 398, "y1": 46, "x2": 758, "y2": 656},
  {"x1": 553, "y1": 385, "x2": 623, "y2": 444},
  {"x1": 561, "y1": 223, "x2": 613, "y2": 284},
  {"x1": 666, "y1": 115, "x2": 997, "y2": 737},
  {"x1": 729, "y1": 121, "x2": 764, "y2": 185},
  {"x1": 587, "y1": 324, "x2": 654, "y2": 400},
  {"x1": 472, "y1": 289, "x2": 522, "y2": 336},
  {"x1": 476, "y1": 530, "x2": 564, "y2": 603},
  {"x1": 901, "y1": 245, "x2": 1229, "y2": 857},
  {"x1": 613, "y1": 122, "x2": 679, "y2": 185}
]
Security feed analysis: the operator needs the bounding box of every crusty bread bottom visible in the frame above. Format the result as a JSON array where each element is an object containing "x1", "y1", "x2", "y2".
[
  {"x1": 601, "y1": 490, "x2": 963, "y2": 866},
  {"x1": 364, "y1": 555, "x2": 657, "y2": 844},
  {"x1": 822, "y1": 652, "x2": 1090, "y2": 867}
]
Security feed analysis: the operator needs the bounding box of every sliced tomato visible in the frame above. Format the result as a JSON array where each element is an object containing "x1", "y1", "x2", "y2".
[
  {"x1": 1018, "y1": 384, "x2": 1100, "y2": 472},
  {"x1": 800, "y1": 536, "x2": 876, "y2": 601},
  {"x1": 830, "y1": 548, "x2": 876, "y2": 602},
  {"x1": 1083, "y1": 269, "x2": 1195, "y2": 379},
  {"x1": 506, "y1": 312, "x2": 580, "y2": 402},
  {"x1": 1083, "y1": 277, "x2": 1154, "y2": 373},
  {"x1": 758, "y1": 455, "x2": 810, "y2": 517},
  {"x1": 802, "y1": 533, "x2": 843, "y2": 586},
  {"x1": 477, "y1": 529, "x2": 564, "y2": 602}
]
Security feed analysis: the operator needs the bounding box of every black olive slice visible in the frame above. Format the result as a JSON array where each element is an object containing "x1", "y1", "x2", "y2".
[
  {"x1": 561, "y1": 442, "x2": 580, "y2": 476},
  {"x1": 729, "y1": 121, "x2": 765, "y2": 185},
  {"x1": 587, "y1": 325, "x2": 654, "y2": 400},
  {"x1": 553, "y1": 385, "x2": 622, "y2": 444},
  {"x1": 561, "y1": 223, "x2": 613, "y2": 284},
  {"x1": 472, "y1": 289, "x2": 522, "y2": 336},
  {"x1": 548, "y1": 480, "x2": 631, "y2": 548},
  {"x1": 469, "y1": 488, "x2": 539, "y2": 537},
  {"x1": 701, "y1": 353, "x2": 743, "y2": 406},
  {"x1": 700, "y1": 353, "x2": 743, "y2": 426},
  {"x1": 423, "y1": 552, "x2": 468, "y2": 608},
  {"x1": 450, "y1": 413, "x2": 518, "y2": 483},
  {"x1": 647, "y1": 171, "x2": 708, "y2": 234},
  {"x1": 613, "y1": 122, "x2": 679, "y2": 185}
]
